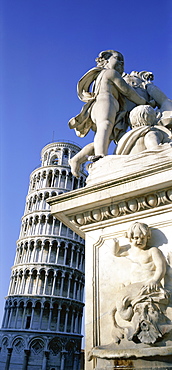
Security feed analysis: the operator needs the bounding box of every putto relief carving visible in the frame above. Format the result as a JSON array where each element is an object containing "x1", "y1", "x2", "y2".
[{"x1": 111, "y1": 222, "x2": 172, "y2": 345}]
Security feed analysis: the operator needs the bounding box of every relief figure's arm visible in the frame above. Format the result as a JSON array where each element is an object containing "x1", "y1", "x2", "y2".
[
  {"x1": 113, "y1": 238, "x2": 129, "y2": 257},
  {"x1": 151, "y1": 247, "x2": 166, "y2": 283},
  {"x1": 143, "y1": 247, "x2": 166, "y2": 293}
]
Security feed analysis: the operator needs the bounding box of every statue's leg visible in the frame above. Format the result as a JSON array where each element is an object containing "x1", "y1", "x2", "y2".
[
  {"x1": 91, "y1": 94, "x2": 119, "y2": 156},
  {"x1": 94, "y1": 119, "x2": 114, "y2": 156},
  {"x1": 69, "y1": 142, "x2": 94, "y2": 177}
]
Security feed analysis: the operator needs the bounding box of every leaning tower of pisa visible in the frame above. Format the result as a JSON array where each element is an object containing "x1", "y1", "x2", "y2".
[{"x1": 0, "y1": 141, "x2": 86, "y2": 370}]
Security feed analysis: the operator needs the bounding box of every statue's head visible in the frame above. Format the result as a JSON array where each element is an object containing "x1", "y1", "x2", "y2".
[
  {"x1": 126, "y1": 222, "x2": 151, "y2": 247},
  {"x1": 130, "y1": 70, "x2": 154, "y2": 82},
  {"x1": 95, "y1": 50, "x2": 124, "y2": 75},
  {"x1": 129, "y1": 105, "x2": 156, "y2": 128}
]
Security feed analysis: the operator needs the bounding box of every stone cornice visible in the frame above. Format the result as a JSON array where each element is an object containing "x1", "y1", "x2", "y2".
[
  {"x1": 70, "y1": 188, "x2": 172, "y2": 228},
  {"x1": 47, "y1": 154, "x2": 172, "y2": 238}
]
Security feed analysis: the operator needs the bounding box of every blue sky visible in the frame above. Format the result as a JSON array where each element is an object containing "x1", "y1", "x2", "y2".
[{"x1": 0, "y1": 0, "x2": 172, "y2": 326}]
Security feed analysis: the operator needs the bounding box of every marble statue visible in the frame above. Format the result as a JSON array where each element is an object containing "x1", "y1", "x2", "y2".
[
  {"x1": 112, "y1": 222, "x2": 171, "y2": 345},
  {"x1": 123, "y1": 70, "x2": 155, "y2": 113},
  {"x1": 116, "y1": 105, "x2": 172, "y2": 155},
  {"x1": 69, "y1": 51, "x2": 172, "y2": 177},
  {"x1": 69, "y1": 50, "x2": 152, "y2": 177},
  {"x1": 123, "y1": 70, "x2": 172, "y2": 129}
]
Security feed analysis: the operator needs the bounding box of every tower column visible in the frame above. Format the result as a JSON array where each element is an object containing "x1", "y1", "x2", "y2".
[
  {"x1": 80, "y1": 281, "x2": 84, "y2": 301},
  {"x1": 14, "y1": 305, "x2": 19, "y2": 328},
  {"x1": 35, "y1": 272, "x2": 40, "y2": 294},
  {"x1": 5, "y1": 348, "x2": 13, "y2": 370},
  {"x1": 40, "y1": 242, "x2": 44, "y2": 262},
  {"x1": 52, "y1": 217, "x2": 56, "y2": 235},
  {"x1": 29, "y1": 244, "x2": 34, "y2": 263},
  {"x1": 60, "y1": 350, "x2": 66, "y2": 370},
  {"x1": 47, "y1": 242, "x2": 52, "y2": 262},
  {"x1": 63, "y1": 245, "x2": 68, "y2": 265},
  {"x1": 44, "y1": 215, "x2": 49, "y2": 234},
  {"x1": 59, "y1": 221, "x2": 62, "y2": 235},
  {"x1": 79, "y1": 251, "x2": 84, "y2": 270},
  {"x1": 22, "y1": 349, "x2": 30, "y2": 370},
  {"x1": 67, "y1": 274, "x2": 72, "y2": 298},
  {"x1": 43, "y1": 272, "x2": 48, "y2": 295},
  {"x1": 73, "y1": 278, "x2": 77, "y2": 299},
  {"x1": 56, "y1": 304, "x2": 62, "y2": 331},
  {"x1": 79, "y1": 312, "x2": 83, "y2": 333},
  {"x1": 76, "y1": 248, "x2": 80, "y2": 269},
  {"x1": 65, "y1": 172, "x2": 68, "y2": 188},
  {"x1": 74, "y1": 311, "x2": 79, "y2": 333},
  {"x1": 11, "y1": 275, "x2": 16, "y2": 295},
  {"x1": 25, "y1": 245, "x2": 30, "y2": 262},
  {"x1": 37, "y1": 216, "x2": 41, "y2": 234},
  {"x1": 38, "y1": 305, "x2": 44, "y2": 329},
  {"x1": 47, "y1": 306, "x2": 53, "y2": 330},
  {"x1": 42, "y1": 351, "x2": 49, "y2": 370},
  {"x1": 73, "y1": 353, "x2": 80, "y2": 370},
  {"x1": 71, "y1": 174, "x2": 75, "y2": 190},
  {"x1": 70, "y1": 245, "x2": 74, "y2": 267},
  {"x1": 30, "y1": 304, "x2": 35, "y2": 329},
  {"x1": 55, "y1": 244, "x2": 60, "y2": 264},
  {"x1": 21, "y1": 305, "x2": 27, "y2": 328},
  {"x1": 15, "y1": 273, "x2": 21, "y2": 294},
  {"x1": 27, "y1": 272, "x2": 32, "y2": 294},
  {"x1": 77, "y1": 279, "x2": 81, "y2": 301},
  {"x1": 71, "y1": 308, "x2": 75, "y2": 333},
  {"x1": 4, "y1": 308, "x2": 10, "y2": 328},
  {"x1": 64, "y1": 307, "x2": 69, "y2": 332},
  {"x1": 60, "y1": 272, "x2": 65, "y2": 296},
  {"x1": 58, "y1": 170, "x2": 62, "y2": 188},
  {"x1": 19, "y1": 273, "x2": 24, "y2": 294},
  {"x1": 52, "y1": 272, "x2": 56, "y2": 296},
  {"x1": 33, "y1": 243, "x2": 37, "y2": 263},
  {"x1": 7, "y1": 307, "x2": 13, "y2": 328}
]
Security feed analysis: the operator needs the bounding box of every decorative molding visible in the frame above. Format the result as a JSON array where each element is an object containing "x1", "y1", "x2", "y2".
[{"x1": 70, "y1": 188, "x2": 172, "y2": 227}]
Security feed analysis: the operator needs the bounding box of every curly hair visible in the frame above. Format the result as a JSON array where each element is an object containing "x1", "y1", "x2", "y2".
[
  {"x1": 126, "y1": 222, "x2": 151, "y2": 241},
  {"x1": 95, "y1": 50, "x2": 124, "y2": 68},
  {"x1": 129, "y1": 105, "x2": 156, "y2": 128}
]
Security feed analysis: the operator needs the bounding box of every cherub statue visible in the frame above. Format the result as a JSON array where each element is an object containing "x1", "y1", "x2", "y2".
[
  {"x1": 68, "y1": 50, "x2": 151, "y2": 177},
  {"x1": 116, "y1": 105, "x2": 172, "y2": 155},
  {"x1": 112, "y1": 222, "x2": 170, "y2": 344},
  {"x1": 123, "y1": 70, "x2": 172, "y2": 129}
]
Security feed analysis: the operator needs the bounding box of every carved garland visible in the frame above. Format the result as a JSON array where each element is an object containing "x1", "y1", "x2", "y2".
[{"x1": 70, "y1": 188, "x2": 172, "y2": 226}]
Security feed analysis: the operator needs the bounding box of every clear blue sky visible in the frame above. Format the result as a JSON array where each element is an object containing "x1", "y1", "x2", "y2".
[{"x1": 0, "y1": 0, "x2": 172, "y2": 326}]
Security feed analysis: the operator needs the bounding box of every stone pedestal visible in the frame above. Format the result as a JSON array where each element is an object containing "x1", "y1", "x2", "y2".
[{"x1": 48, "y1": 147, "x2": 172, "y2": 370}]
